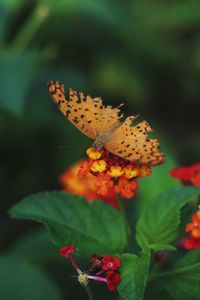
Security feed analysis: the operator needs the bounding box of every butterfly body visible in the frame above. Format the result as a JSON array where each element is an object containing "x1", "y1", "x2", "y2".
[{"x1": 48, "y1": 80, "x2": 164, "y2": 166}]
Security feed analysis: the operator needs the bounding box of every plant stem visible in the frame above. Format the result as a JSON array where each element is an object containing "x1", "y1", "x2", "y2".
[
  {"x1": 117, "y1": 194, "x2": 130, "y2": 248},
  {"x1": 85, "y1": 285, "x2": 94, "y2": 300},
  {"x1": 11, "y1": 2, "x2": 49, "y2": 53}
]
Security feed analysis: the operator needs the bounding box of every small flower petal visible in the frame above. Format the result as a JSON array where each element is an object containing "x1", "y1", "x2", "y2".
[
  {"x1": 59, "y1": 245, "x2": 75, "y2": 257},
  {"x1": 107, "y1": 166, "x2": 124, "y2": 178},
  {"x1": 86, "y1": 147, "x2": 102, "y2": 160},
  {"x1": 191, "y1": 172, "x2": 200, "y2": 188},
  {"x1": 91, "y1": 160, "x2": 107, "y2": 172},
  {"x1": 102, "y1": 255, "x2": 121, "y2": 271},
  {"x1": 90, "y1": 254, "x2": 104, "y2": 269},
  {"x1": 106, "y1": 271, "x2": 121, "y2": 291},
  {"x1": 94, "y1": 173, "x2": 114, "y2": 196},
  {"x1": 115, "y1": 177, "x2": 138, "y2": 199},
  {"x1": 123, "y1": 165, "x2": 139, "y2": 179}
]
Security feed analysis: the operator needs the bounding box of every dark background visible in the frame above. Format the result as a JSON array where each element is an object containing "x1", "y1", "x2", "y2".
[{"x1": 0, "y1": 1, "x2": 200, "y2": 299}]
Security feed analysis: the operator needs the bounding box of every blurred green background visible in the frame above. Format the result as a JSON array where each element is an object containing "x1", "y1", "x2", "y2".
[{"x1": 0, "y1": 0, "x2": 200, "y2": 299}]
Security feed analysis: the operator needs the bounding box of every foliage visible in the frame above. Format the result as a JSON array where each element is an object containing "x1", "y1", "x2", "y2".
[
  {"x1": 163, "y1": 248, "x2": 200, "y2": 300},
  {"x1": 1, "y1": 0, "x2": 200, "y2": 299},
  {"x1": 10, "y1": 192, "x2": 127, "y2": 257},
  {"x1": 136, "y1": 186, "x2": 199, "y2": 251},
  {"x1": 9, "y1": 186, "x2": 200, "y2": 300},
  {"x1": 118, "y1": 252, "x2": 151, "y2": 300}
]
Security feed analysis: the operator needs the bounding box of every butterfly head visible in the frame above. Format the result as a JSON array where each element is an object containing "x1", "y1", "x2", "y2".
[
  {"x1": 92, "y1": 139, "x2": 104, "y2": 151},
  {"x1": 92, "y1": 134, "x2": 109, "y2": 151}
]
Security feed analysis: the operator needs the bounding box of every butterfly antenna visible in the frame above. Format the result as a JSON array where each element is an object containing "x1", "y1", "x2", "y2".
[{"x1": 118, "y1": 103, "x2": 124, "y2": 109}]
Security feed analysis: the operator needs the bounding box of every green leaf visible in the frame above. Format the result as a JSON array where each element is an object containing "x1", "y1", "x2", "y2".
[
  {"x1": 148, "y1": 244, "x2": 177, "y2": 252},
  {"x1": 10, "y1": 191, "x2": 127, "y2": 257},
  {"x1": 118, "y1": 251, "x2": 151, "y2": 300},
  {"x1": 0, "y1": 255, "x2": 62, "y2": 300},
  {"x1": 136, "y1": 186, "x2": 199, "y2": 251},
  {"x1": 163, "y1": 248, "x2": 200, "y2": 300}
]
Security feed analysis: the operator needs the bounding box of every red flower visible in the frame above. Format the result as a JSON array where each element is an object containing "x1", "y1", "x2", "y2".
[
  {"x1": 90, "y1": 254, "x2": 104, "y2": 269},
  {"x1": 94, "y1": 173, "x2": 114, "y2": 196},
  {"x1": 106, "y1": 271, "x2": 121, "y2": 291},
  {"x1": 60, "y1": 147, "x2": 154, "y2": 207},
  {"x1": 191, "y1": 172, "x2": 200, "y2": 188},
  {"x1": 59, "y1": 245, "x2": 75, "y2": 257},
  {"x1": 59, "y1": 161, "x2": 118, "y2": 208},
  {"x1": 182, "y1": 205, "x2": 200, "y2": 250},
  {"x1": 182, "y1": 236, "x2": 200, "y2": 250},
  {"x1": 102, "y1": 255, "x2": 121, "y2": 271},
  {"x1": 60, "y1": 245, "x2": 121, "y2": 293},
  {"x1": 170, "y1": 163, "x2": 200, "y2": 187},
  {"x1": 115, "y1": 177, "x2": 138, "y2": 199},
  {"x1": 78, "y1": 160, "x2": 92, "y2": 176}
]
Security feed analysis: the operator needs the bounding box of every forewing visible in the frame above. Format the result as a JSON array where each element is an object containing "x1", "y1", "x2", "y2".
[{"x1": 48, "y1": 80, "x2": 122, "y2": 139}]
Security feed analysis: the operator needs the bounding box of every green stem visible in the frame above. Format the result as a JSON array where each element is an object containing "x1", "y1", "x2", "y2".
[
  {"x1": 85, "y1": 285, "x2": 94, "y2": 300},
  {"x1": 117, "y1": 194, "x2": 130, "y2": 248},
  {"x1": 11, "y1": 2, "x2": 49, "y2": 53}
]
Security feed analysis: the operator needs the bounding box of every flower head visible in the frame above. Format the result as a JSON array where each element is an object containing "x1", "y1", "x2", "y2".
[
  {"x1": 59, "y1": 245, "x2": 75, "y2": 257},
  {"x1": 107, "y1": 166, "x2": 124, "y2": 178},
  {"x1": 77, "y1": 160, "x2": 92, "y2": 177},
  {"x1": 90, "y1": 254, "x2": 104, "y2": 270},
  {"x1": 182, "y1": 205, "x2": 200, "y2": 250},
  {"x1": 60, "y1": 147, "x2": 154, "y2": 207},
  {"x1": 76, "y1": 147, "x2": 152, "y2": 201},
  {"x1": 170, "y1": 163, "x2": 200, "y2": 187},
  {"x1": 59, "y1": 245, "x2": 121, "y2": 292},
  {"x1": 102, "y1": 255, "x2": 121, "y2": 271},
  {"x1": 123, "y1": 165, "x2": 139, "y2": 179},
  {"x1": 94, "y1": 173, "x2": 114, "y2": 196},
  {"x1": 115, "y1": 177, "x2": 138, "y2": 199},
  {"x1": 182, "y1": 236, "x2": 200, "y2": 250},
  {"x1": 191, "y1": 172, "x2": 200, "y2": 188},
  {"x1": 59, "y1": 161, "x2": 118, "y2": 208},
  {"x1": 91, "y1": 160, "x2": 107, "y2": 173},
  {"x1": 106, "y1": 271, "x2": 121, "y2": 291},
  {"x1": 86, "y1": 147, "x2": 102, "y2": 160}
]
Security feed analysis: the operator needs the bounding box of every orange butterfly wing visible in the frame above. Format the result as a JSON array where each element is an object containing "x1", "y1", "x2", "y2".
[
  {"x1": 48, "y1": 80, "x2": 122, "y2": 140},
  {"x1": 48, "y1": 80, "x2": 164, "y2": 166},
  {"x1": 104, "y1": 116, "x2": 164, "y2": 165}
]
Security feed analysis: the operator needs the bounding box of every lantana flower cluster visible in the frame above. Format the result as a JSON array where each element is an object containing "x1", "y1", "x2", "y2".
[
  {"x1": 182, "y1": 205, "x2": 200, "y2": 250},
  {"x1": 59, "y1": 161, "x2": 118, "y2": 208},
  {"x1": 170, "y1": 163, "x2": 200, "y2": 250},
  {"x1": 60, "y1": 245, "x2": 121, "y2": 291},
  {"x1": 170, "y1": 163, "x2": 200, "y2": 188},
  {"x1": 78, "y1": 147, "x2": 152, "y2": 200}
]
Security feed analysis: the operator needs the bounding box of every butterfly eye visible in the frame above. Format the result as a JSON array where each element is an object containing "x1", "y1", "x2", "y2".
[{"x1": 93, "y1": 140, "x2": 104, "y2": 151}]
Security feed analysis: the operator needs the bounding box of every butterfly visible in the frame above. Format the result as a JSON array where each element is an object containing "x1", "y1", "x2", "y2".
[{"x1": 48, "y1": 80, "x2": 164, "y2": 166}]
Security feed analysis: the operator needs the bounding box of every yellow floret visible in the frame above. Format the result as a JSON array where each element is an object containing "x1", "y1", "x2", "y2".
[
  {"x1": 86, "y1": 147, "x2": 102, "y2": 160},
  {"x1": 107, "y1": 166, "x2": 124, "y2": 178},
  {"x1": 123, "y1": 165, "x2": 140, "y2": 179},
  {"x1": 91, "y1": 160, "x2": 107, "y2": 172}
]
